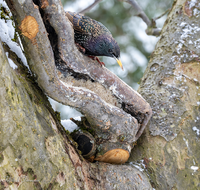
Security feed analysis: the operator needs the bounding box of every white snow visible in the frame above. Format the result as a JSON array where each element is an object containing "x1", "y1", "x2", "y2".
[
  {"x1": 183, "y1": 137, "x2": 189, "y2": 149},
  {"x1": 0, "y1": 0, "x2": 29, "y2": 69},
  {"x1": 188, "y1": 40, "x2": 193, "y2": 44},
  {"x1": 61, "y1": 117, "x2": 81, "y2": 132},
  {"x1": 189, "y1": 0, "x2": 197, "y2": 9},
  {"x1": 193, "y1": 8, "x2": 200, "y2": 17},
  {"x1": 180, "y1": 22, "x2": 187, "y2": 27},
  {"x1": 129, "y1": 160, "x2": 146, "y2": 172},
  {"x1": 179, "y1": 22, "x2": 200, "y2": 47},
  {"x1": 6, "y1": 52, "x2": 18, "y2": 69},
  {"x1": 190, "y1": 166, "x2": 199, "y2": 172},
  {"x1": 192, "y1": 126, "x2": 200, "y2": 135},
  {"x1": 177, "y1": 43, "x2": 183, "y2": 54}
]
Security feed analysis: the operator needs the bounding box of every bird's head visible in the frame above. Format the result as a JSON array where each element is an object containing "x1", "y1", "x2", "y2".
[{"x1": 93, "y1": 35, "x2": 123, "y2": 70}]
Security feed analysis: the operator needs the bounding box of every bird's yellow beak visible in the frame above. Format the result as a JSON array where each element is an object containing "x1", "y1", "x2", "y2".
[{"x1": 114, "y1": 57, "x2": 123, "y2": 70}]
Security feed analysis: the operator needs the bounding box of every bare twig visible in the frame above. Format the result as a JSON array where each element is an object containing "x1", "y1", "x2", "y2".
[
  {"x1": 124, "y1": 0, "x2": 163, "y2": 36},
  {"x1": 79, "y1": 0, "x2": 102, "y2": 14},
  {"x1": 125, "y1": 0, "x2": 151, "y2": 26},
  {"x1": 154, "y1": 8, "x2": 170, "y2": 21},
  {"x1": 145, "y1": 27, "x2": 161, "y2": 36}
]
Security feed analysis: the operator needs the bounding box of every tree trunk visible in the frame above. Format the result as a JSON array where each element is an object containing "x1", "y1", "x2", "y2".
[
  {"x1": 4, "y1": 0, "x2": 152, "y2": 164},
  {"x1": 1, "y1": 0, "x2": 199, "y2": 190},
  {"x1": 0, "y1": 0, "x2": 152, "y2": 189},
  {"x1": 0, "y1": 36, "x2": 152, "y2": 189},
  {"x1": 129, "y1": 0, "x2": 200, "y2": 189}
]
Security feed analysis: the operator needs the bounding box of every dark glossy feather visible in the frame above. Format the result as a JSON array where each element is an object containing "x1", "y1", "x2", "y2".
[
  {"x1": 66, "y1": 11, "x2": 111, "y2": 36},
  {"x1": 66, "y1": 11, "x2": 123, "y2": 69}
]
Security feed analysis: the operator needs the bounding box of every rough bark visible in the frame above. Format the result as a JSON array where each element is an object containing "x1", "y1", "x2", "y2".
[
  {"x1": 0, "y1": 36, "x2": 153, "y2": 190},
  {"x1": 0, "y1": 0, "x2": 153, "y2": 189},
  {"x1": 2, "y1": 0, "x2": 199, "y2": 189},
  {"x1": 4, "y1": 0, "x2": 152, "y2": 162},
  {"x1": 0, "y1": 36, "x2": 152, "y2": 190},
  {"x1": 129, "y1": 0, "x2": 200, "y2": 189}
]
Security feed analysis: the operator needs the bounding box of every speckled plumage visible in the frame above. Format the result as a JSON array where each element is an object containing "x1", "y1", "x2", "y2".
[{"x1": 66, "y1": 11, "x2": 123, "y2": 69}]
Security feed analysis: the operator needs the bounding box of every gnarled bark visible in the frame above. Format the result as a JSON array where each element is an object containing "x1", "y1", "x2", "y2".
[
  {"x1": 0, "y1": 33, "x2": 152, "y2": 190},
  {"x1": 130, "y1": 0, "x2": 200, "y2": 189},
  {"x1": 5, "y1": 0, "x2": 152, "y2": 161},
  {"x1": 0, "y1": 0, "x2": 153, "y2": 189}
]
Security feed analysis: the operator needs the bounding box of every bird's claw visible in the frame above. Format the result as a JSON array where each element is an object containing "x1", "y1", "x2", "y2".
[
  {"x1": 88, "y1": 56, "x2": 105, "y2": 67},
  {"x1": 75, "y1": 43, "x2": 86, "y2": 54}
]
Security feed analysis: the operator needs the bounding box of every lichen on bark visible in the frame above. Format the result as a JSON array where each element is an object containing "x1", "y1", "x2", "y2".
[{"x1": 129, "y1": 0, "x2": 200, "y2": 189}]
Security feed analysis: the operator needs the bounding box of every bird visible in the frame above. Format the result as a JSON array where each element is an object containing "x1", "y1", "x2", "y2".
[{"x1": 66, "y1": 11, "x2": 123, "y2": 70}]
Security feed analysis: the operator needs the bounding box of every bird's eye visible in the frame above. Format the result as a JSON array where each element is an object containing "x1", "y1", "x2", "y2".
[{"x1": 108, "y1": 49, "x2": 112, "y2": 53}]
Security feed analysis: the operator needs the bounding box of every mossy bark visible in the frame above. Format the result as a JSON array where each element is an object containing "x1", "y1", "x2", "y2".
[
  {"x1": 0, "y1": 40, "x2": 152, "y2": 189},
  {"x1": 0, "y1": 41, "x2": 79, "y2": 189},
  {"x1": 129, "y1": 0, "x2": 200, "y2": 189},
  {"x1": 1, "y1": 0, "x2": 199, "y2": 189}
]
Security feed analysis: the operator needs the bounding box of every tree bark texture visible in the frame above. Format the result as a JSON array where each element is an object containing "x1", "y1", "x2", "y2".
[
  {"x1": 130, "y1": 0, "x2": 200, "y2": 189},
  {"x1": 0, "y1": 36, "x2": 152, "y2": 189},
  {"x1": 4, "y1": 0, "x2": 152, "y2": 162},
  {"x1": 0, "y1": 0, "x2": 153, "y2": 189}
]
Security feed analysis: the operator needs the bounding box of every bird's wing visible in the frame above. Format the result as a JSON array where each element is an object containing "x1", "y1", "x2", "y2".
[{"x1": 66, "y1": 11, "x2": 112, "y2": 38}]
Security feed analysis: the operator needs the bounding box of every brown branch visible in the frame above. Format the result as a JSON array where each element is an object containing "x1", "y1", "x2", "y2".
[
  {"x1": 2, "y1": 0, "x2": 153, "y2": 187},
  {"x1": 5, "y1": 0, "x2": 151, "y2": 163},
  {"x1": 154, "y1": 8, "x2": 170, "y2": 20},
  {"x1": 79, "y1": 0, "x2": 103, "y2": 14},
  {"x1": 145, "y1": 27, "x2": 161, "y2": 36}
]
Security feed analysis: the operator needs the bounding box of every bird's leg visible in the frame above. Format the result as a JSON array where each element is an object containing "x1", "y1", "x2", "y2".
[
  {"x1": 75, "y1": 43, "x2": 86, "y2": 54},
  {"x1": 88, "y1": 56, "x2": 105, "y2": 67},
  {"x1": 75, "y1": 43, "x2": 105, "y2": 67}
]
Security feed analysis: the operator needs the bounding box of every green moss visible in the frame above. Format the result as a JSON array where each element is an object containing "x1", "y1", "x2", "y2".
[
  {"x1": 55, "y1": 111, "x2": 61, "y2": 122},
  {"x1": 5, "y1": 172, "x2": 14, "y2": 185},
  {"x1": 0, "y1": 153, "x2": 3, "y2": 164},
  {"x1": 11, "y1": 31, "x2": 18, "y2": 42},
  {"x1": 0, "y1": 6, "x2": 11, "y2": 21},
  {"x1": 79, "y1": 124, "x2": 95, "y2": 136},
  {"x1": 27, "y1": 168, "x2": 34, "y2": 175},
  {"x1": 118, "y1": 135, "x2": 125, "y2": 142},
  {"x1": 65, "y1": 129, "x2": 70, "y2": 135}
]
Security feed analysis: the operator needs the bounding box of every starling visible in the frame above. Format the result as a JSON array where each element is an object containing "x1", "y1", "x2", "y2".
[{"x1": 66, "y1": 11, "x2": 123, "y2": 70}]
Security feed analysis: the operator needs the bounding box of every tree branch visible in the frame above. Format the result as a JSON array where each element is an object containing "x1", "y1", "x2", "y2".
[
  {"x1": 0, "y1": 36, "x2": 153, "y2": 189},
  {"x1": 124, "y1": 0, "x2": 162, "y2": 36},
  {"x1": 6, "y1": 0, "x2": 151, "y2": 162},
  {"x1": 154, "y1": 8, "x2": 170, "y2": 20},
  {"x1": 125, "y1": 0, "x2": 151, "y2": 26},
  {"x1": 79, "y1": 0, "x2": 103, "y2": 14}
]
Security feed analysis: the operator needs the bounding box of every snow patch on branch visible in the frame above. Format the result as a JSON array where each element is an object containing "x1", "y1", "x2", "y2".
[
  {"x1": 129, "y1": 160, "x2": 146, "y2": 172},
  {"x1": 6, "y1": 52, "x2": 18, "y2": 69},
  {"x1": 189, "y1": 0, "x2": 198, "y2": 9},
  {"x1": 190, "y1": 166, "x2": 199, "y2": 172},
  {"x1": 192, "y1": 126, "x2": 200, "y2": 135},
  {"x1": 179, "y1": 22, "x2": 200, "y2": 42},
  {"x1": 0, "y1": 0, "x2": 29, "y2": 69}
]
